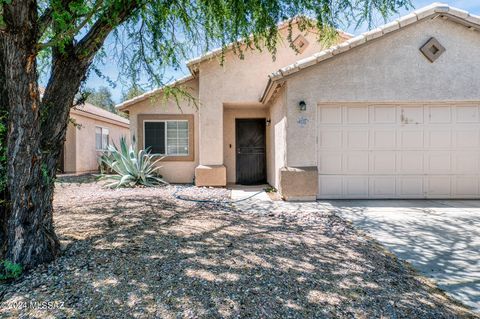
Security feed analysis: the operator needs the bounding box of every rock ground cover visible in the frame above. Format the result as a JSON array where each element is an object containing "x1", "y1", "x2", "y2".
[{"x1": 0, "y1": 176, "x2": 476, "y2": 318}]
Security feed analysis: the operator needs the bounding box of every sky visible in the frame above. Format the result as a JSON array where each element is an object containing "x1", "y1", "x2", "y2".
[{"x1": 83, "y1": 0, "x2": 480, "y2": 103}]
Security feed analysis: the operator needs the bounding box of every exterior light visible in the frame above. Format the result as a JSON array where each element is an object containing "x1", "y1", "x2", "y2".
[
  {"x1": 266, "y1": 119, "x2": 271, "y2": 126},
  {"x1": 298, "y1": 100, "x2": 307, "y2": 111}
]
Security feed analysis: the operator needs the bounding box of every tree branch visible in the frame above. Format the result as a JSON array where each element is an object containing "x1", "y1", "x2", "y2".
[
  {"x1": 38, "y1": 0, "x2": 104, "y2": 50},
  {"x1": 75, "y1": 0, "x2": 142, "y2": 59},
  {"x1": 38, "y1": 7, "x2": 53, "y2": 39}
]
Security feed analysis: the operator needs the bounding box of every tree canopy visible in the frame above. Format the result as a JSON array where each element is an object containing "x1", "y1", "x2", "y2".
[
  {"x1": 85, "y1": 86, "x2": 116, "y2": 113},
  {"x1": 122, "y1": 85, "x2": 146, "y2": 102},
  {"x1": 35, "y1": 0, "x2": 412, "y2": 89}
]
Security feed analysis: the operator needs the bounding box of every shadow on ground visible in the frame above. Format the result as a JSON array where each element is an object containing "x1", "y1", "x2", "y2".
[
  {"x1": 0, "y1": 187, "x2": 476, "y2": 318},
  {"x1": 334, "y1": 199, "x2": 480, "y2": 312}
]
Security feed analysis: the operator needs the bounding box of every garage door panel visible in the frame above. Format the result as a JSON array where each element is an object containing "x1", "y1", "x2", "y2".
[
  {"x1": 372, "y1": 129, "x2": 396, "y2": 149},
  {"x1": 426, "y1": 176, "x2": 452, "y2": 197},
  {"x1": 454, "y1": 152, "x2": 479, "y2": 173},
  {"x1": 399, "y1": 130, "x2": 424, "y2": 149},
  {"x1": 318, "y1": 176, "x2": 343, "y2": 198},
  {"x1": 427, "y1": 151, "x2": 452, "y2": 173},
  {"x1": 397, "y1": 176, "x2": 424, "y2": 198},
  {"x1": 345, "y1": 152, "x2": 369, "y2": 173},
  {"x1": 398, "y1": 151, "x2": 424, "y2": 173},
  {"x1": 318, "y1": 102, "x2": 480, "y2": 199},
  {"x1": 369, "y1": 176, "x2": 396, "y2": 197},
  {"x1": 345, "y1": 129, "x2": 369, "y2": 149},
  {"x1": 427, "y1": 106, "x2": 452, "y2": 123},
  {"x1": 319, "y1": 130, "x2": 342, "y2": 149},
  {"x1": 427, "y1": 130, "x2": 452, "y2": 149},
  {"x1": 345, "y1": 106, "x2": 369, "y2": 124},
  {"x1": 454, "y1": 130, "x2": 479, "y2": 148},
  {"x1": 319, "y1": 106, "x2": 342, "y2": 124},
  {"x1": 344, "y1": 176, "x2": 369, "y2": 198},
  {"x1": 318, "y1": 152, "x2": 343, "y2": 173},
  {"x1": 371, "y1": 152, "x2": 396, "y2": 173},
  {"x1": 456, "y1": 105, "x2": 479, "y2": 123},
  {"x1": 454, "y1": 176, "x2": 479, "y2": 197},
  {"x1": 401, "y1": 106, "x2": 424, "y2": 124},
  {"x1": 371, "y1": 105, "x2": 397, "y2": 124}
]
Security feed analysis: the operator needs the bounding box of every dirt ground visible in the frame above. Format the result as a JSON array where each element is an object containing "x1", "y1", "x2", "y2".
[{"x1": 0, "y1": 176, "x2": 476, "y2": 318}]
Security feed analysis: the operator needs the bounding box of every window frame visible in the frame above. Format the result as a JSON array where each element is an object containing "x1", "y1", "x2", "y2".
[
  {"x1": 138, "y1": 114, "x2": 194, "y2": 162},
  {"x1": 95, "y1": 126, "x2": 109, "y2": 150},
  {"x1": 143, "y1": 120, "x2": 189, "y2": 157}
]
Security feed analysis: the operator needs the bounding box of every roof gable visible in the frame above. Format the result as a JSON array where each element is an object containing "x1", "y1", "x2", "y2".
[
  {"x1": 261, "y1": 3, "x2": 480, "y2": 103},
  {"x1": 72, "y1": 102, "x2": 129, "y2": 126}
]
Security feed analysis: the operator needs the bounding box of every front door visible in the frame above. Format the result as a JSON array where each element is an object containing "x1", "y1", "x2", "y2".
[{"x1": 236, "y1": 119, "x2": 266, "y2": 185}]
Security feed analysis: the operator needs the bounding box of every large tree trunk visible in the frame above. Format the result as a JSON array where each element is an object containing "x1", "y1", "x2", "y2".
[
  {"x1": 0, "y1": 35, "x2": 10, "y2": 251},
  {"x1": 0, "y1": 1, "x2": 61, "y2": 267}
]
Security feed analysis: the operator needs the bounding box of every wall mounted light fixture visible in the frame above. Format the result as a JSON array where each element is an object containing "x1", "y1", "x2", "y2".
[
  {"x1": 266, "y1": 119, "x2": 271, "y2": 126},
  {"x1": 298, "y1": 100, "x2": 307, "y2": 111}
]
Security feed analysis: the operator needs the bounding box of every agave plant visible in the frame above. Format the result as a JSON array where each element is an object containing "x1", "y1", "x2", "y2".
[{"x1": 98, "y1": 136, "x2": 167, "y2": 188}]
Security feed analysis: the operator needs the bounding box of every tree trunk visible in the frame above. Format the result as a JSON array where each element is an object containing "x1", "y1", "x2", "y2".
[
  {"x1": 0, "y1": 0, "x2": 129, "y2": 269},
  {"x1": 0, "y1": 35, "x2": 10, "y2": 252},
  {"x1": 0, "y1": 29, "x2": 61, "y2": 267}
]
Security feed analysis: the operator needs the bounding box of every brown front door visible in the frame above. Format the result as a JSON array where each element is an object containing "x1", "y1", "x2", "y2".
[{"x1": 235, "y1": 119, "x2": 266, "y2": 185}]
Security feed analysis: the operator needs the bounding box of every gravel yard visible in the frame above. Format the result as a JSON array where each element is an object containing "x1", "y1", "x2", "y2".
[{"x1": 0, "y1": 176, "x2": 476, "y2": 318}]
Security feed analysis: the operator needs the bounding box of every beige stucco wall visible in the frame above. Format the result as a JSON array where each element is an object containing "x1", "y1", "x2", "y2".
[
  {"x1": 64, "y1": 114, "x2": 130, "y2": 173},
  {"x1": 284, "y1": 17, "x2": 480, "y2": 167},
  {"x1": 223, "y1": 106, "x2": 268, "y2": 183},
  {"x1": 126, "y1": 78, "x2": 199, "y2": 183},
  {"x1": 266, "y1": 88, "x2": 287, "y2": 189},
  {"x1": 196, "y1": 27, "x2": 341, "y2": 167},
  {"x1": 63, "y1": 121, "x2": 77, "y2": 173}
]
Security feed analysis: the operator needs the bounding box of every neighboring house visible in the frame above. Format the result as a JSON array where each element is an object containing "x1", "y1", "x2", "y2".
[
  {"x1": 61, "y1": 102, "x2": 130, "y2": 173},
  {"x1": 117, "y1": 3, "x2": 480, "y2": 200}
]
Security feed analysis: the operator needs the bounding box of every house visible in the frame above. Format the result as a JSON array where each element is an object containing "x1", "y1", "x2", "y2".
[
  {"x1": 61, "y1": 102, "x2": 130, "y2": 173},
  {"x1": 117, "y1": 3, "x2": 480, "y2": 200}
]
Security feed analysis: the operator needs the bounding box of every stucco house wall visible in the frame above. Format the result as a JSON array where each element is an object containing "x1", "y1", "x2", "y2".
[
  {"x1": 126, "y1": 78, "x2": 199, "y2": 183},
  {"x1": 64, "y1": 107, "x2": 130, "y2": 173},
  {"x1": 193, "y1": 27, "x2": 346, "y2": 170},
  {"x1": 266, "y1": 87, "x2": 287, "y2": 189},
  {"x1": 284, "y1": 17, "x2": 480, "y2": 167},
  {"x1": 63, "y1": 122, "x2": 77, "y2": 173}
]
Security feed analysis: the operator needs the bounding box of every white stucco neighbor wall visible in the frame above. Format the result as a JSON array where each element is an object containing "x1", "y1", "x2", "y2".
[{"x1": 285, "y1": 17, "x2": 480, "y2": 167}]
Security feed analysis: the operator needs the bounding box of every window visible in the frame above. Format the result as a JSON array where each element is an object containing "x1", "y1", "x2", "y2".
[
  {"x1": 95, "y1": 127, "x2": 109, "y2": 150},
  {"x1": 144, "y1": 121, "x2": 189, "y2": 156}
]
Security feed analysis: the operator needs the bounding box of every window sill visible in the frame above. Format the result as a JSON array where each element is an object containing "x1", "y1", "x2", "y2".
[{"x1": 155, "y1": 154, "x2": 194, "y2": 162}]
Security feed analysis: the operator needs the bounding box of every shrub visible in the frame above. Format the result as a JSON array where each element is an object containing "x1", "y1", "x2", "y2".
[
  {"x1": 98, "y1": 136, "x2": 168, "y2": 188},
  {"x1": 0, "y1": 260, "x2": 22, "y2": 280}
]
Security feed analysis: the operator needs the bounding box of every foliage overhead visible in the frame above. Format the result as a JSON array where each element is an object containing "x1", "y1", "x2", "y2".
[
  {"x1": 122, "y1": 85, "x2": 146, "y2": 102},
  {"x1": 33, "y1": 0, "x2": 412, "y2": 92},
  {"x1": 98, "y1": 136, "x2": 168, "y2": 188},
  {"x1": 85, "y1": 86, "x2": 116, "y2": 113}
]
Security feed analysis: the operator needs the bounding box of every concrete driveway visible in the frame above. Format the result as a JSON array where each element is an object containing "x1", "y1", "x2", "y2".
[{"x1": 331, "y1": 199, "x2": 480, "y2": 312}]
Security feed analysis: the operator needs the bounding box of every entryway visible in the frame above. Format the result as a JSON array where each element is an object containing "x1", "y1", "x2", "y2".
[{"x1": 235, "y1": 119, "x2": 266, "y2": 185}]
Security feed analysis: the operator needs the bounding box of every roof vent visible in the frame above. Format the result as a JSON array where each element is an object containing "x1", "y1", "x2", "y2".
[
  {"x1": 420, "y1": 37, "x2": 445, "y2": 62},
  {"x1": 292, "y1": 35, "x2": 309, "y2": 54}
]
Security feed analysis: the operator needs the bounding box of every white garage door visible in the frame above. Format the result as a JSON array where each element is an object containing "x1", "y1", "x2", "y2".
[{"x1": 317, "y1": 102, "x2": 480, "y2": 199}]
